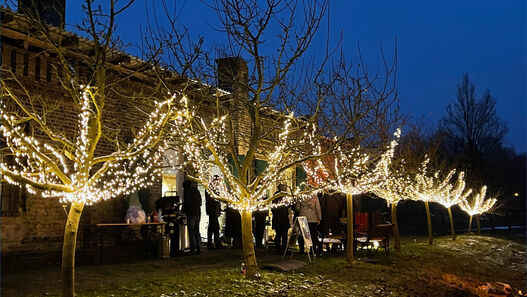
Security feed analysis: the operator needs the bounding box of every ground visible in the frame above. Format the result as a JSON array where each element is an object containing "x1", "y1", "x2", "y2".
[{"x1": 2, "y1": 233, "x2": 525, "y2": 296}]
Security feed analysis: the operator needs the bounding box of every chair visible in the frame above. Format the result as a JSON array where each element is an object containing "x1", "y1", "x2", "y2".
[{"x1": 354, "y1": 211, "x2": 393, "y2": 258}]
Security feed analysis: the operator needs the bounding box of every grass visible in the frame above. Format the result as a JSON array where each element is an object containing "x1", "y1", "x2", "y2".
[{"x1": 2, "y1": 234, "x2": 525, "y2": 296}]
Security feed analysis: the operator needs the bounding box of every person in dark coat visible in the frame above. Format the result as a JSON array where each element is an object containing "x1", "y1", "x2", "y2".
[
  {"x1": 224, "y1": 206, "x2": 242, "y2": 248},
  {"x1": 272, "y1": 184, "x2": 290, "y2": 254},
  {"x1": 205, "y1": 189, "x2": 222, "y2": 249},
  {"x1": 320, "y1": 192, "x2": 345, "y2": 237},
  {"x1": 182, "y1": 180, "x2": 202, "y2": 254},
  {"x1": 253, "y1": 208, "x2": 268, "y2": 248}
]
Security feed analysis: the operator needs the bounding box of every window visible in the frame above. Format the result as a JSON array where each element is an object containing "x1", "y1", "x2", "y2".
[
  {"x1": 10, "y1": 50, "x2": 16, "y2": 73},
  {"x1": 0, "y1": 124, "x2": 31, "y2": 216},
  {"x1": 23, "y1": 54, "x2": 28, "y2": 76},
  {"x1": 0, "y1": 152, "x2": 26, "y2": 217},
  {"x1": 35, "y1": 57, "x2": 41, "y2": 81},
  {"x1": 57, "y1": 66, "x2": 62, "y2": 85},
  {"x1": 46, "y1": 62, "x2": 52, "y2": 82}
]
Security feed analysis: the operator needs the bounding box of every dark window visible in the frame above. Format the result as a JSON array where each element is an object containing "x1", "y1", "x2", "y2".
[
  {"x1": 0, "y1": 124, "x2": 30, "y2": 216},
  {"x1": 0, "y1": 178, "x2": 25, "y2": 217},
  {"x1": 0, "y1": 153, "x2": 26, "y2": 217},
  {"x1": 57, "y1": 66, "x2": 62, "y2": 85},
  {"x1": 46, "y1": 62, "x2": 52, "y2": 82},
  {"x1": 35, "y1": 57, "x2": 41, "y2": 81},
  {"x1": 10, "y1": 50, "x2": 16, "y2": 73},
  {"x1": 23, "y1": 54, "x2": 28, "y2": 76}
]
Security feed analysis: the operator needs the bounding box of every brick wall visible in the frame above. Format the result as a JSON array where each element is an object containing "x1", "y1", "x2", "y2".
[
  {"x1": 0, "y1": 40, "x2": 164, "y2": 254},
  {"x1": 1, "y1": 36, "x2": 281, "y2": 256}
]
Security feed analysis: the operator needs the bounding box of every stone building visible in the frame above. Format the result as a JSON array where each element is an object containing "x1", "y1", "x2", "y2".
[{"x1": 1, "y1": 6, "x2": 304, "y2": 258}]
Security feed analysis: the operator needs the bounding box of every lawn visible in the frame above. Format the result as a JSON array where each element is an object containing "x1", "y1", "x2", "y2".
[{"x1": 2, "y1": 234, "x2": 525, "y2": 296}]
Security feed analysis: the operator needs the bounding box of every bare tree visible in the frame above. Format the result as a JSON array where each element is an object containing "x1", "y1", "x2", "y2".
[
  {"x1": 145, "y1": 0, "x2": 330, "y2": 278},
  {"x1": 146, "y1": 0, "x2": 403, "y2": 273},
  {"x1": 441, "y1": 74, "x2": 508, "y2": 180},
  {"x1": 0, "y1": 2, "x2": 181, "y2": 296}
]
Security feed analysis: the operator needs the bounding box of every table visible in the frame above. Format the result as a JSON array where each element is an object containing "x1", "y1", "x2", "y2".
[{"x1": 95, "y1": 222, "x2": 166, "y2": 263}]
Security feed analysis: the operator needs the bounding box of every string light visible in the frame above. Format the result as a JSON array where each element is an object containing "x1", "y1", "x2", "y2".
[
  {"x1": 433, "y1": 171, "x2": 472, "y2": 208},
  {"x1": 373, "y1": 160, "x2": 418, "y2": 205},
  {"x1": 303, "y1": 129, "x2": 401, "y2": 196},
  {"x1": 175, "y1": 106, "x2": 323, "y2": 212},
  {"x1": 1, "y1": 86, "x2": 181, "y2": 205},
  {"x1": 459, "y1": 185, "x2": 496, "y2": 216},
  {"x1": 414, "y1": 158, "x2": 456, "y2": 203}
]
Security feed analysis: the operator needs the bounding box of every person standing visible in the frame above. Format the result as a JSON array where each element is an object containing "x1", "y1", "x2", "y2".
[
  {"x1": 320, "y1": 192, "x2": 345, "y2": 237},
  {"x1": 205, "y1": 189, "x2": 222, "y2": 249},
  {"x1": 296, "y1": 192, "x2": 322, "y2": 255},
  {"x1": 272, "y1": 184, "x2": 290, "y2": 254},
  {"x1": 253, "y1": 208, "x2": 267, "y2": 248},
  {"x1": 225, "y1": 206, "x2": 242, "y2": 248},
  {"x1": 183, "y1": 180, "x2": 202, "y2": 255}
]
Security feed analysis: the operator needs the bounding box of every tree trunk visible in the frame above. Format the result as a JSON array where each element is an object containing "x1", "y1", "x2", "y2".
[
  {"x1": 240, "y1": 210, "x2": 259, "y2": 278},
  {"x1": 62, "y1": 202, "x2": 85, "y2": 297},
  {"x1": 391, "y1": 203, "x2": 400, "y2": 252},
  {"x1": 447, "y1": 207, "x2": 456, "y2": 240},
  {"x1": 346, "y1": 193, "x2": 354, "y2": 261},
  {"x1": 425, "y1": 201, "x2": 433, "y2": 245},
  {"x1": 467, "y1": 215, "x2": 473, "y2": 234},
  {"x1": 476, "y1": 215, "x2": 481, "y2": 235}
]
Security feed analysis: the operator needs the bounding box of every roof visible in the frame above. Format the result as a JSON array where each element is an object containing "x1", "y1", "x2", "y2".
[{"x1": 0, "y1": 7, "x2": 230, "y2": 97}]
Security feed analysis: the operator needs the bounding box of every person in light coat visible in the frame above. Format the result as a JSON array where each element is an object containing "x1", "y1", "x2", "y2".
[{"x1": 295, "y1": 192, "x2": 322, "y2": 255}]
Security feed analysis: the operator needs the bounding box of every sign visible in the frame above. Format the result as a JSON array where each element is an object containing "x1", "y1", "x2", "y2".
[
  {"x1": 282, "y1": 216, "x2": 316, "y2": 262},
  {"x1": 296, "y1": 216, "x2": 312, "y2": 247}
]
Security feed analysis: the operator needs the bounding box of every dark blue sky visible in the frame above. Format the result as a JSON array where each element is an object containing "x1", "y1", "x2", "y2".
[{"x1": 66, "y1": 1, "x2": 526, "y2": 153}]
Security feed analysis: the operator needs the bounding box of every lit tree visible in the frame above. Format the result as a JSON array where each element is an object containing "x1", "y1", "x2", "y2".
[
  {"x1": 373, "y1": 160, "x2": 420, "y2": 252},
  {"x1": 0, "y1": 2, "x2": 183, "y2": 296},
  {"x1": 304, "y1": 129, "x2": 400, "y2": 261},
  {"x1": 1, "y1": 85, "x2": 181, "y2": 296},
  {"x1": 415, "y1": 161, "x2": 455, "y2": 245},
  {"x1": 433, "y1": 171, "x2": 472, "y2": 240},
  {"x1": 175, "y1": 103, "x2": 325, "y2": 277},
  {"x1": 149, "y1": 0, "x2": 400, "y2": 274},
  {"x1": 459, "y1": 185, "x2": 496, "y2": 234},
  {"x1": 148, "y1": 0, "x2": 330, "y2": 278}
]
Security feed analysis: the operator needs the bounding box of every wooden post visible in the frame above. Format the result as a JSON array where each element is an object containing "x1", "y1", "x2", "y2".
[
  {"x1": 447, "y1": 207, "x2": 456, "y2": 240},
  {"x1": 346, "y1": 192, "x2": 354, "y2": 261},
  {"x1": 391, "y1": 203, "x2": 400, "y2": 252},
  {"x1": 62, "y1": 202, "x2": 85, "y2": 297},
  {"x1": 425, "y1": 201, "x2": 433, "y2": 245},
  {"x1": 240, "y1": 210, "x2": 259, "y2": 277}
]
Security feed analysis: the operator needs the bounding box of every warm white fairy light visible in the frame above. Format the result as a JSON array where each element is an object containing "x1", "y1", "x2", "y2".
[
  {"x1": 304, "y1": 129, "x2": 400, "y2": 196},
  {"x1": 414, "y1": 157, "x2": 457, "y2": 203},
  {"x1": 1, "y1": 86, "x2": 181, "y2": 205},
  {"x1": 459, "y1": 186, "x2": 496, "y2": 216},
  {"x1": 434, "y1": 171, "x2": 472, "y2": 208},
  {"x1": 373, "y1": 160, "x2": 418, "y2": 206},
  {"x1": 174, "y1": 106, "x2": 320, "y2": 212}
]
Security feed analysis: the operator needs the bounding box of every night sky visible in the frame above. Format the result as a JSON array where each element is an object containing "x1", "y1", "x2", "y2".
[{"x1": 66, "y1": 1, "x2": 526, "y2": 153}]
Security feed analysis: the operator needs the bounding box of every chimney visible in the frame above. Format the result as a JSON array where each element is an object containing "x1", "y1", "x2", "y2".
[
  {"x1": 18, "y1": 0, "x2": 65, "y2": 28},
  {"x1": 216, "y1": 57, "x2": 248, "y2": 95}
]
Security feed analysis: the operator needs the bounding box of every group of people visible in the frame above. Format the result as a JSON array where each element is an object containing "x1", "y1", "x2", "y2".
[
  {"x1": 181, "y1": 179, "x2": 225, "y2": 255},
  {"x1": 181, "y1": 179, "x2": 346, "y2": 256},
  {"x1": 271, "y1": 185, "x2": 346, "y2": 255}
]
